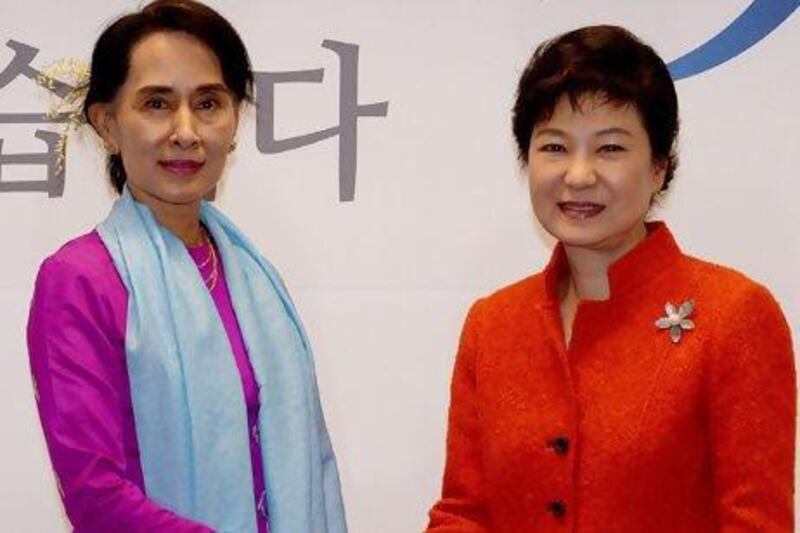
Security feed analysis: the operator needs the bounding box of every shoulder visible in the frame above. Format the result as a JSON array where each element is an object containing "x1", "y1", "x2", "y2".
[
  {"x1": 37, "y1": 231, "x2": 121, "y2": 288},
  {"x1": 40, "y1": 231, "x2": 115, "y2": 276},
  {"x1": 681, "y1": 254, "x2": 784, "y2": 315},
  {"x1": 33, "y1": 231, "x2": 126, "y2": 318},
  {"x1": 464, "y1": 272, "x2": 546, "y2": 330},
  {"x1": 678, "y1": 254, "x2": 790, "y2": 342}
]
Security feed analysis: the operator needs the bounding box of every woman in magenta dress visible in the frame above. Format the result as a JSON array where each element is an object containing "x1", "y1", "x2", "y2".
[{"x1": 26, "y1": 1, "x2": 346, "y2": 532}]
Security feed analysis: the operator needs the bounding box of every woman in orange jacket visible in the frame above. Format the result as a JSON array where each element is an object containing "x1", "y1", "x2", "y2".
[{"x1": 427, "y1": 26, "x2": 795, "y2": 532}]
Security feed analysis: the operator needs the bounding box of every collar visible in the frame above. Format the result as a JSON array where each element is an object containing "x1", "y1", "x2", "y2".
[{"x1": 543, "y1": 221, "x2": 683, "y2": 305}]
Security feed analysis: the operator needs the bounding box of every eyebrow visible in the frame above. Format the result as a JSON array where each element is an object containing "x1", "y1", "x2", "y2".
[
  {"x1": 135, "y1": 83, "x2": 230, "y2": 97},
  {"x1": 595, "y1": 127, "x2": 633, "y2": 137},
  {"x1": 533, "y1": 127, "x2": 633, "y2": 138}
]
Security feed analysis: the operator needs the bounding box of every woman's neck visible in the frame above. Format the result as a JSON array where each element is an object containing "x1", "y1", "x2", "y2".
[
  {"x1": 561, "y1": 222, "x2": 648, "y2": 301},
  {"x1": 127, "y1": 186, "x2": 205, "y2": 246},
  {"x1": 155, "y1": 206, "x2": 205, "y2": 246},
  {"x1": 561, "y1": 250, "x2": 612, "y2": 301}
]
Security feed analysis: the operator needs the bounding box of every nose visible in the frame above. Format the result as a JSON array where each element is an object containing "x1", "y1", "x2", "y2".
[
  {"x1": 169, "y1": 105, "x2": 200, "y2": 150},
  {"x1": 563, "y1": 152, "x2": 597, "y2": 189}
]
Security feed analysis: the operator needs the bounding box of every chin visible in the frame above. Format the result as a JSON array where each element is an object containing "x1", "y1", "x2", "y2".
[
  {"x1": 165, "y1": 178, "x2": 218, "y2": 201},
  {"x1": 146, "y1": 185, "x2": 210, "y2": 206},
  {"x1": 553, "y1": 219, "x2": 649, "y2": 255},
  {"x1": 541, "y1": 218, "x2": 610, "y2": 248},
  {"x1": 557, "y1": 232, "x2": 609, "y2": 249}
]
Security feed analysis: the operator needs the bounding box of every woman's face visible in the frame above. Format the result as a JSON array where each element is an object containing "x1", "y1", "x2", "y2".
[
  {"x1": 91, "y1": 31, "x2": 238, "y2": 210},
  {"x1": 527, "y1": 93, "x2": 665, "y2": 255}
]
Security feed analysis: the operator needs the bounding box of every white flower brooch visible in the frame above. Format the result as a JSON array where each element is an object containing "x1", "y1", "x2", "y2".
[{"x1": 655, "y1": 300, "x2": 695, "y2": 344}]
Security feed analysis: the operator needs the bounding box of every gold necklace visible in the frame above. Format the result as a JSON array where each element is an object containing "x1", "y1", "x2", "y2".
[
  {"x1": 203, "y1": 242, "x2": 219, "y2": 292},
  {"x1": 196, "y1": 236, "x2": 214, "y2": 269},
  {"x1": 193, "y1": 227, "x2": 219, "y2": 291}
]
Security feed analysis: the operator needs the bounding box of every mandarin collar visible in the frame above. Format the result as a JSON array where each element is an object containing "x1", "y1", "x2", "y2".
[{"x1": 542, "y1": 221, "x2": 682, "y2": 305}]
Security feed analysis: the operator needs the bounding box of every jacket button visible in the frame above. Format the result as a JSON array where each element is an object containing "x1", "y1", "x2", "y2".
[
  {"x1": 547, "y1": 500, "x2": 567, "y2": 518},
  {"x1": 548, "y1": 436, "x2": 570, "y2": 455}
]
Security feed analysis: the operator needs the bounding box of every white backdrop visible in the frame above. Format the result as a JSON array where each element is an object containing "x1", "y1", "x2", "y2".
[{"x1": 1, "y1": 1, "x2": 798, "y2": 531}]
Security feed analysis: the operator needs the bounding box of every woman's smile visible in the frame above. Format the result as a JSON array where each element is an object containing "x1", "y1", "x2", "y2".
[
  {"x1": 557, "y1": 201, "x2": 606, "y2": 219},
  {"x1": 158, "y1": 159, "x2": 206, "y2": 176}
]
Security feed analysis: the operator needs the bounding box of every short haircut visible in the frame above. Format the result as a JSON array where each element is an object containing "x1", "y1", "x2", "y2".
[{"x1": 512, "y1": 25, "x2": 679, "y2": 191}]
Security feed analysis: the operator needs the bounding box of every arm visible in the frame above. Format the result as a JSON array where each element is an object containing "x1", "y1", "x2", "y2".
[
  {"x1": 427, "y1": 302, "x2": 488, "y2": 532},
  {"x1": 708, "y1": 283, "x2": 795, "y2": 532},
  {"x1": 27, "y1": 257, "x2": 213, "y2": 533}
]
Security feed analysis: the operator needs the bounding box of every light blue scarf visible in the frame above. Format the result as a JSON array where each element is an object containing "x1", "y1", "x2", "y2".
[{"x1": 96, "y1": 188, "x2": 347, "y2": 533}]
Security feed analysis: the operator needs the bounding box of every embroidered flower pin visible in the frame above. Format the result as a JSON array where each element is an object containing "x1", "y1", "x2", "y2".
[{"x1": 655, "y1": 300, "x2": 695, "y2": 344}]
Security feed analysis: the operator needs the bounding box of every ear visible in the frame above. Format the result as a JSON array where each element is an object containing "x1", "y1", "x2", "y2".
[
  {"x1": 231, "y1": 102, "x2": 241, "y2": 138},
  {"x1": 651, "y1": 157, "x2": 668, "y2": 193},
  {"x1": 87, "y1": 102, "x2": 119, "y2": 153}
]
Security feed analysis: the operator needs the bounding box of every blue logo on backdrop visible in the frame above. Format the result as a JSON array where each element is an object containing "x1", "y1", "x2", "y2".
[{"x1": 668, "y1": 0, "x2": 798, "y2": 80}]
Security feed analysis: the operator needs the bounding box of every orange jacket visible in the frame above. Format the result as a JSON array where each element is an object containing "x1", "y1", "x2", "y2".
[{"x1": 427, "y1": 223, "x2": 795, "y2": 532}]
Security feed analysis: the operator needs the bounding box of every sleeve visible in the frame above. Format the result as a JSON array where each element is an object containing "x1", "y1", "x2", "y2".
[
  {"x1": 27, "y1": 257, "x2": 214, "y2": 533},
  {"x1": 707, "y1": 283, "x2": 796, "y2": 532},
  {"x1": 427, "y1": 301, "x2": 488, "y2": 532}
]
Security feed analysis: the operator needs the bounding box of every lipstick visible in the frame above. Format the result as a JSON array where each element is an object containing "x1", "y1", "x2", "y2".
[
  {"x1": 159, "y1": 159, "x2": 204, "y2": 176},
  {"x1": 558, "y1": 201, "x2": 605, "y2": 220}
]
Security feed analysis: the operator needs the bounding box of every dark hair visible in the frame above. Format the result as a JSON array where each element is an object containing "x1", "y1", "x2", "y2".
[
  {"x1": 82, "y1": 0, "x2": 254, "y2": 194},
  {"x1": 512, "y1": 25, "x2": 679, "y2": 192}
]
